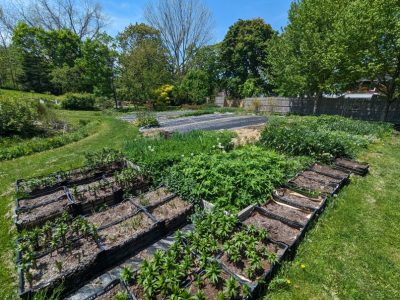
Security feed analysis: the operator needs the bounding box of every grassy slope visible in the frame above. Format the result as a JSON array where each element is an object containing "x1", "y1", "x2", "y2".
[
  {"x1": 265, "y1": 135, "x2": 400, "y2": 299},
  {"x1": 0, "y1": 110, "x2": 138, "y2": 300}
]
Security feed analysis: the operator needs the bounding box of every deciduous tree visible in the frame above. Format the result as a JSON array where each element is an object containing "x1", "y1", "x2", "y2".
[{"x1": 221, "y1": 18, "x2": 275, "y2": 99}]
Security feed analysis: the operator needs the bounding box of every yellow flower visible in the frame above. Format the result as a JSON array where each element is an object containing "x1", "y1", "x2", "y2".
[
  {"x1": 300, "y1": 263, "x2": 306, "y2": 270},
  {"x1": 286, "y1": 279, "x2": 291, "y2": 285}
]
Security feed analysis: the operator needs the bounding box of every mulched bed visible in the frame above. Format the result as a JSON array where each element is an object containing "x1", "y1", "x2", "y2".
[
  {"x1": 86, "y1": 201, "x2": 138, "y2": 228},
  {"x1": 17, "y1": 196, "x2": 71, "y2": 229},
  {"x1": 243, "y1": 210, "x2": 301, "y2": 246},
  {"x1": 335, "y1": 158, "x2": 369, "y2": 175},
  {"x1": 150, "y1": 197, "x2": 191, "y2": 222},
  {"x1": 273, "y1": 188, "x2": 323, "y2": 211},
  {"x1": 186, "y1": 270, "x2": 244, "y2": 299},
  {"x1": 289, "y1": 175, "x2": 336, "y2": 194},
  {"x1": 99, "y1": 212, "x2": 154, "y2": 249},
  {"x1": 262, "y1": 199, "x2": 311, "y2": 225},
  {"x1": 24, "y1": 239, "x2": 101, "y2": 291},
  {"x1": 310, "y1": 163, "x2": 350, "y2": 180},
  {"x1": 301, "y1": 170, "x2": 342, "y2": 185},
  {"x1": 18, "y1": 188, "x2": 66, "y2": 210},
  {"x1": 132, "y1": 187, "x2": 174, "y2": 208}
]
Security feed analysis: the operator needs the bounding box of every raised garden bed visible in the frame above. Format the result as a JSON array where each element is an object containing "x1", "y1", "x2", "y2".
[
  {"x1": 131, "y1": 187, "x2": 175, "y2": 209},
  {"x1": 16, "y1": 174, "x2": 61, "y2": 198},
  {"x1": 19, "y1": 237, "x2": 104, "y2": 299},
  {"x1": 261, "y1": 198, "x2": 312, "y2": 227},
  {"x1": 69, "y1": 176, "x2": 123, "y2": 215},
  {"x1": 301, "y1": 170, "x2": 344, "y2": 186},
  {"x1": 273, "y1": 188, "x2": 326, "y2": 212},
  {"x1": 16, "y1": 186, "x2": 69, "y2": 211},
  {"x1": 335, "y1": 158, "x2": 369, "y2": 175},
  {"x1": 184, "y1": 267, "x2": 251, "y2": 299},
  {"x1": 86, "y1": 201, "x2": 139, "y2": 229},
  {"x1": 16, "y1": 192, "x2": 73, "y2": 230},
  {"x1": 239, "y1": 206, "x2": 304, "y2": 247},
  {"x1": 288, "y1": 174, "x2": 338, "y2": 195},
  {"x1": 310, "y1": 163, "x2": 350, "y2": 181},
  {"x1": 147, "y1": 196, "x2": 194, "y2": 230},
  {"x1": 219, "y1": 238, "x2": 287, "y2": 285}
]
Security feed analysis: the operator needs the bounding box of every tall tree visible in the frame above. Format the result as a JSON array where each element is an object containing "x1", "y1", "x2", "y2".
[
  {"x1": 220, "y1": 18, "x2": 275, "y2": 99},
  {"x1": 0, "y1": 0, "x2": 107, "y2": 39},
  {"x1": 12, "y1": 22, "x2": 52, "y2": 92},
  {"x1": 268, "y1": 0, "x2": 349, "y2": 100},
  {"x1": 331, "y1": 0, "x2": 400, "y2": 121},
  {"x1": 117, "y1": 23, "x2": 171, "y2": 102},
  {"x1": 144, "y1": 0, "x2": 214, "y2": 75}
]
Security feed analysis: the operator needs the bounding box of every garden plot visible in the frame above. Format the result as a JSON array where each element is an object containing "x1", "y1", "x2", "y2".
[
  {"x1": 288, "y1": 169, "x2": 344, "y2": 196},
  {"x1": 273, "y1": 188, "x2": 327, "y2": 212},
  {"x1": 140, "y1": 113, "x2": 267, "y2": 133},
  {"x1": 16, "y1": 171, "x2": 194, "y2": 298},
  {"x1": 334, "y1": 158, "x2": 369, "y2": 175}
]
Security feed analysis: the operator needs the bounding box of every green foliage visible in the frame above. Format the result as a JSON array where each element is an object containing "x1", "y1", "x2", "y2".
[
  {"x1": 85, "y1": 148, "x2": 125, "y2": 169},
  {"x1": 174, "y1": 69, "x2": 210, "y2": 105},
  {"x1": 330, "y1": 0, "x2": 400, "y2": 120},
  {"x1": 221, "y1": 18, "x2": 276, "y2": 99},
  {"x1": 154, "y1": 84, "x2": 174, "y2": 108},
  {"x1": 267, "y1": 0, "x2": 349, "y2": 97},
  {"x1": 165, "y1": 145, "x2": 306, "y2": 211},
  {"x1": 0, "y1": 97, "x2": 40, "y2": 136},
  {"x1": 0, "y1": 121, "x2": 97, "y2": 161},
  {"x1": 117, "y1": 23, "x2": 171, "y2": 103},
  {"x1": 61, "y1": 93, "x2": 96, "y2": 110},
  {"x1": 135, "y1": 111, "x2": 159, "y2": 128},
  {"x1": 260, "y1": 116, "x2": 391, "y2": 162},
  {"x1": 124, "y1": 131, "x2": 235, "y2": 185}
]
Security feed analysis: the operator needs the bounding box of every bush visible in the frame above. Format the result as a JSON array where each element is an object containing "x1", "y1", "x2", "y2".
[
  {"x1": 135, "y1": 111, "x2": 159, "y2": 128},
  {"x1": 0, "y1": 97, "x2": 40, "y2": 136},
  {"x1": 258, "y1": 115, "x2": 386, "y2": 162},
  {"x1": 0, "y1": 121, "x2": 97, "y2": 161},
  {"x1": 61, "y1": 93, "x2": 96, "y2": 110},
  {"x1": 165, "y1": 145, "x2": 307, "y2": 212},
  {"x1": 154, "y1": 85, "x2": 174, "y2": 108},
  {"x1": 124, "y1": 131, "x2": 235, "y2": 184}
]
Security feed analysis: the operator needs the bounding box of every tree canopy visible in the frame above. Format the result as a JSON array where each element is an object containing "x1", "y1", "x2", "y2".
[{"x1": 220, "y1": 18, "x2": 276, "y2": 99}]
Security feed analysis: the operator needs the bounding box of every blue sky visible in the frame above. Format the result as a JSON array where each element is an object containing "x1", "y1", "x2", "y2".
[{"x1": 99, "y1": 0, "x2": 293, "y2": 42}]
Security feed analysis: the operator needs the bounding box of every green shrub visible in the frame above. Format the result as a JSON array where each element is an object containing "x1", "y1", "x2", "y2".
[
  {"x1": 61, "y1": 93, "x2": 96, "y2": 110},
  {"x1": 0, "y1": 97, "x2": 41, "y2": 136},
  {"x1": 165, "y1": 145, "x2": 307, "y2": 212},
  {"x1": 259, "y1": 115, "x2": 388, "y2": 162},
  {"x1": 135, "y1": 111, "x2": 159, "y2": 128},
  {"x1": 124, "y1": 131, "x2": 235, "y2": 185},
  {"x1": 0, "y1": 121, "x2": 98, "y2": 161}
]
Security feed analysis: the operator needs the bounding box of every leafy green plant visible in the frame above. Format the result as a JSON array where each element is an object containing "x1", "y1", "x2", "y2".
[
  {"x1": 166, "y1": 146, "x2": 307, "y2": 211},
  {"x1": 85, "y1": 148, "x2": 124, "y2": 169},
  {"x1": 260, "y1": 115, "x2": 391, "y2": 162},
  {"x1": 120, "y1": 266, "x2": 134, "y2": 283},
  {"x1": 124, "y1": 130, "x2": 235, "y2": 185},
  {"x1": 61, "y1": 93, "x2": 96, "y2": 110},
  {"x1": 135, "y1": 111, "x2": 159, "y2": 128},
  {"x1": 114, "y1": 291, "x2": 129, "y2": 300}
]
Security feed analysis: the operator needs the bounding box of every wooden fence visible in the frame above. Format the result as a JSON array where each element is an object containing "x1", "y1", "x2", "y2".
[{"x1": 215, "y1": 96, "x2": 400, "y2": 123}]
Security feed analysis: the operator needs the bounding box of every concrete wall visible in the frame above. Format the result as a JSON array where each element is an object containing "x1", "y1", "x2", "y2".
[{"x1": 215, "y1": 96, "x2": 400, "y2": 123}]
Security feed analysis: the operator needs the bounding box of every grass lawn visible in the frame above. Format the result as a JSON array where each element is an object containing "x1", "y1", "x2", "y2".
[
  {"x1": 0, "y1": 110, "x2": 138, "y2": 299},
  {"x1": 264, "y1": 134, "x2": 400, "y2": 299}
]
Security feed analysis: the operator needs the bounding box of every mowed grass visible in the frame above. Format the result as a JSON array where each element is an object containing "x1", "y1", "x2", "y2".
[
  {"x1": 0, "y1": 110, "x2": 138, "y2": 299},
  {"x1": 264, "y1": 134, "x2": 400, "y2": 299}
]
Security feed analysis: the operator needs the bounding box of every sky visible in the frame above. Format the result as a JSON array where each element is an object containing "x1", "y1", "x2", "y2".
[{"x1": 99, "y1": 0, "x2": 293, "y2": 42}]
